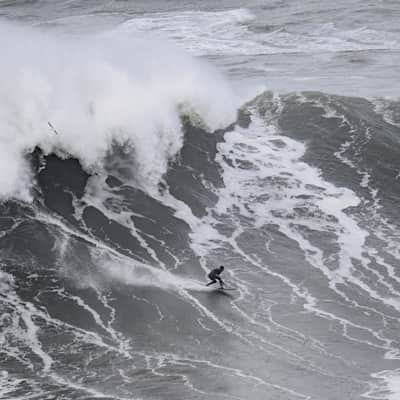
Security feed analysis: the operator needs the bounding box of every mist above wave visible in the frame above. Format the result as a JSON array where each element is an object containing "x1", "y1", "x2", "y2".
[{"x1": 0, "y1": 21, "x2": 238, "y2": 201}]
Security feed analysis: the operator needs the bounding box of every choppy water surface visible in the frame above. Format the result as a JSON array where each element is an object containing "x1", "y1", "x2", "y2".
[{"x1": 0, "y1": 1, "x2": 400, "y2": 399}]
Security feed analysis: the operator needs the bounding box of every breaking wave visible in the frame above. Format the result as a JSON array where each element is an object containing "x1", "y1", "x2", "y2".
[
  {"x1": 1, "y1": 10, "x2": 400, "y2": 399},
  {"x1": 0, "y1": 21, "x2": 239, "y2": 200}
]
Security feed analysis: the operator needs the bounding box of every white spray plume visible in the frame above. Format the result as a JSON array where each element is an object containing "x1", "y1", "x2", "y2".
[
  {"x1": 98, "y1": 258, "x2": 207, "y2": 292},
  {"x1": 0, "y1": 21, "x2": 239, "y2": 200}
]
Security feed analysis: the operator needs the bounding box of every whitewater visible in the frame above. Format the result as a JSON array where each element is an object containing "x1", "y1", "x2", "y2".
[{"x1": 0, "y1": 1, "x2": 400, "y2": 399}]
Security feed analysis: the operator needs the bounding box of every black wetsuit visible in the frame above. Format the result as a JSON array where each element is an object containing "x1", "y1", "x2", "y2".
[{"x1": 206, "y1": 268, "x2": 224, "y2": 288}]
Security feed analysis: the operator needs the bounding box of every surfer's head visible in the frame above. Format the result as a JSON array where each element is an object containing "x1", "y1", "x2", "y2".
[{"x1": 219, "y1": 265, "x2": 224, "y2": 271}]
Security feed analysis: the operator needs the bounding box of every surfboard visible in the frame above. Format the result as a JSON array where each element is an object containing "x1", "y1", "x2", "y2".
[{"x1": 218, "y1": 287, "x2": 236, "y2": 291}]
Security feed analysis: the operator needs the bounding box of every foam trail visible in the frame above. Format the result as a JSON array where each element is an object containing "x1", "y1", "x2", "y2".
[
  {"x1": 0, "y1": 270, "x2": 136, "y2": 399},
  {"x1": 142, "y1": 351, "x2": 310, "y2": 400},
  {"x1": 55, "y1": 288, "x2": 132, "y2": 358}
]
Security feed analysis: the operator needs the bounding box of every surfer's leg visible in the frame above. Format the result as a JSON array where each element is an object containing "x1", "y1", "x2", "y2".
[
  {"x1": 206, "y1": 279, "x2": 217, "y2": 286},
  {"x1": 216, "y1": 277, "x2": 224, "y2": 288}
]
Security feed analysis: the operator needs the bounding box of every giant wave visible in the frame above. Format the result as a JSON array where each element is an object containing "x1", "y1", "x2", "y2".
[{"x1": 1, "y1": 16, "x2": 400, "y2": 400}]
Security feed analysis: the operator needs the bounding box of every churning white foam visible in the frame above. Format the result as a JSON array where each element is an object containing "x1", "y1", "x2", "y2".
[{"x1": 0, "y1": 21, "x2": 238, "y2": 200}]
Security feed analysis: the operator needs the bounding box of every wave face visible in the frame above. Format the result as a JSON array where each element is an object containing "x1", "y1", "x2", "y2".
[
  {"x1": 1, "y1": 90, "x2": 400, "y2": 400},
  {"x1": 1, "y1": 2, "x2": 400, "y2": 400}
]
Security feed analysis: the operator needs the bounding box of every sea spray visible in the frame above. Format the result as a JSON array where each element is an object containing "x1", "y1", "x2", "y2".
[{"x1": 0, "y1": 21, "x2": 238, "y2": 200}]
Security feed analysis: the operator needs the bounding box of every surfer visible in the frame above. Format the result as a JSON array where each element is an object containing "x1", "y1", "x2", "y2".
[{"x1": 206, "y1": 265, "x2": 225, "y2": 288}]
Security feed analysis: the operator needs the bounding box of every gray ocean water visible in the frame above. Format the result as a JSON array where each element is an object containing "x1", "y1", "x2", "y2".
[
  {"x1": 1, "y1": 1, "x2": 400, "y2": 400},
  {"x1": 3, "y1": 0, "x2": 400, "y2": 97}
]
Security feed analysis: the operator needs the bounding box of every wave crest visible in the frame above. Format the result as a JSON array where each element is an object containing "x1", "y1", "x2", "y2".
[{"x1": 0, "y1": 21, "x2": 238, "y2": 200}]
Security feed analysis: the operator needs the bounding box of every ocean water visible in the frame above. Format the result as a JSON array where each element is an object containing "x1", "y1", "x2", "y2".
[{"x1": 0, "y1": 1, "x2": 400, "y2": 399}]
